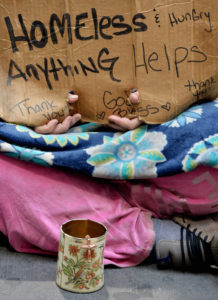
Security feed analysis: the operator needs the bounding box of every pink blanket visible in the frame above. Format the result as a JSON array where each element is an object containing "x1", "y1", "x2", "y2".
[{"x1": 0, "y1": 154, "x2": 217, "y2": 267}]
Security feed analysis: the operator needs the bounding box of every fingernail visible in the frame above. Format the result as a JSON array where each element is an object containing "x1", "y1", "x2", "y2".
[
  {"x1": 131, "y1": 88, "x2": 137, "y2": 93},
  {"x1": 69, "y1": 90, "x2": 75, "y2": 95}
]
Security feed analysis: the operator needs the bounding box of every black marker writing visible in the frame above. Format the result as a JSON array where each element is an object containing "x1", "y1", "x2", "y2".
[
  {"x1": 169, "y1": 9, "x2": 212, "y2": 32},
  {"x1": 184, "y1": 76, "x2": 216, "y2": 101},
  {"x1": 103, "y1": 90, "x2": 125, "y2": 109},
  {"x1": 184, "y1": 77, "x2": 216, "y2": 92},
  {"x1": 43, "y1": 110, "x2": 65, "y2": 121},
  {"x1": 102, "y1": 90, "x2": 161, "y2": 119},
  {"x1": 50, "y1": 13, "x2": 72, "y2": 44},
  {"x1": 5, "y1": 10, "x2": 148, "y2": 53},
  {"x1": 133, "y1": 43, "x2": 207, "y2": 78},
  {"x1": 10, "y1": 98, "x2": 58, "y2": 117},
  {"x1": 7, "y1": 47, "x2": 121, "y2": 89},
  {"x1": 153, "y1": 8, "x2": 160, "y2": 27}
]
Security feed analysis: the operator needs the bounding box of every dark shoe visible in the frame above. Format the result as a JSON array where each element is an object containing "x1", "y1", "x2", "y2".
[{"x1": 156, "y1": 214, "x2": 218, "y2": 270}]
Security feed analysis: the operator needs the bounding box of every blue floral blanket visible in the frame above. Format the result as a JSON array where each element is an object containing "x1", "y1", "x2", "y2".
[{"x1": 0, "y1": 99, "x2": 218, "y2": 179}]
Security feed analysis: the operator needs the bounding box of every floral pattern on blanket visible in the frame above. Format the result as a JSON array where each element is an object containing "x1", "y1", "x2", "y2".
[
  {"x1": 16, "y1": 125, "x2": 90, "y2": 147},
  {"x1": 86, "y1": 126, "x2": 167, "y2": 179},
  {"x1": 0, "y1": 99, "x2": 218, "y2": 179},
  {"x1": 182, "y1": 134, "x2": 218, "y2": 171},
  {"x1": 162, "y1": 105, "x2": 203, "y2": 128},
  {"x1": 0, "y1": 142, "x2": 54, "y2": 166}
]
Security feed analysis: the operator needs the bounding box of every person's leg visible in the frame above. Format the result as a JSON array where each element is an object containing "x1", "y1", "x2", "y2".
[
  {"x1": 113, "y1": 166, "x2": 218, "y2": 269},
  {"x1": 114, "y1": 165, "x2": 218, "y2": 218},
  {"x1": 0, "y1": 154, "x2": 155, "y2": 267},
  {"x1": 1, "y1": 154, "x2": 217, "y2": 269},
  {"x1": 151, "y1": 167, "x2": 218, "y2": 269},
  {"x1": 153, "y1": 215, "x2": 218, "y2": 269}
]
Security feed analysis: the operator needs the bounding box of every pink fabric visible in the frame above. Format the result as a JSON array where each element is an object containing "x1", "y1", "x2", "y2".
[{"x1": 0, "y1": 153, "x2": 218, "y2": 267}]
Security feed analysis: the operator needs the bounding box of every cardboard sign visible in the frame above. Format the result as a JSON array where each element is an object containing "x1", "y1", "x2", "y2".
[{"x1": 0, "y1": 0, "x2": 217, "y2": 126}]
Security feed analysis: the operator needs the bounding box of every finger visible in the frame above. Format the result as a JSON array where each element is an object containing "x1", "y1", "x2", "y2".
[
  {"x1": 108, "y1": 115, "x2": 129, "y2": 129},
  {"x1": 108, "y1": 115, "x2": 142, "y2": 130},
  {"x1": 69, "y1": 113, "x2": 82, "y2": 127},
  {"x1": 52, "y1": 116, "x2": 72, "y2": 134},
  {"x1": 34, "y1": 119, "x2": 59, "y2": 134},
  {"x1": 53, "y1": 114, "x2": 81, "y2": 134},
  {"x1": 129, "y1": 90, "x2": 140, "y2": 104},
  {"x1": 108, "y1": 115, "x2": 131, "y2": 131},
  {"x1": 52, "y1": 115, "x2": 78, "y2": 134},
  {"x1": 127, "y1": 118, "x2": 143, "y2": 130},
  {"x1": 68, "y1": 94, "x2": 79, "y2": 103}
]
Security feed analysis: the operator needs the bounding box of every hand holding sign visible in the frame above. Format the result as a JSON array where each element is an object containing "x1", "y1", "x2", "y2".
[
  {"x1": 34, "y1": 90, "x2": 142, "y2": 133},
  {"x1": 108, "y1": 89, "x2": 143, "y2": 131},
  {"x1": 34, "y1": 93, "x2": 81, "y2": 134},
  {"x1": 0, "y1": 0, "x2": 217, "y2": 127}
]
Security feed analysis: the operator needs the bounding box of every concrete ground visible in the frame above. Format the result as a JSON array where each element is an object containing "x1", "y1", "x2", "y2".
[{"x1": 0, "y1": 234, "x2": 217, "y2": 300}]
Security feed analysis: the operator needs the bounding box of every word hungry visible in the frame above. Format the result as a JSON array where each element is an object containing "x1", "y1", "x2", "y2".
[{"x1": 168, "y1": 9, "x2": 212, "y2": 32}]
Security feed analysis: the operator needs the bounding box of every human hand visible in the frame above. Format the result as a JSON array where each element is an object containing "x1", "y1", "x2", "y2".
[
  {"x1": 34, "y1": 93, "x2": 81, "y2": 134},
  {"x1": 108, "y1": 89, "x2": 143, "y2": 131}
]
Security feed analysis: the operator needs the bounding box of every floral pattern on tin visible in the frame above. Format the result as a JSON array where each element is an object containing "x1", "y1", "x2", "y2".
[{"x1": 59, "y1": 245, "x2": 104, "y2": 291}]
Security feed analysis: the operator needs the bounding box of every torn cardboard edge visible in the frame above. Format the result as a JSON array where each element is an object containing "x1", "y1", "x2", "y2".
[{"x1": 0, "y1": 0, "x2": 217, "y2": 127}]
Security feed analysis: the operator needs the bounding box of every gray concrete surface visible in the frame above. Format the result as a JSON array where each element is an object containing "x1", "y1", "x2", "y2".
[{"x1": 0, "y1": 241, "x2": 217, "y2": 300}]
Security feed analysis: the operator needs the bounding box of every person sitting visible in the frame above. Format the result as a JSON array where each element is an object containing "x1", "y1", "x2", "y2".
[{"x1": 29, "y1": 89, "x2": 218, "y2": 270}]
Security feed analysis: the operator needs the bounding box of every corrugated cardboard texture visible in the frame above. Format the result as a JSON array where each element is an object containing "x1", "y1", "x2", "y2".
[{"x1": 0, "y1": 0, "x2": 217, "y2": 126}]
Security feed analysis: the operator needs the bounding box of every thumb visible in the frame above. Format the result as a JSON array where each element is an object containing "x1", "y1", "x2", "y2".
[
  {"x1": 68, "y1": 93, "x2": 79, "y2": 103},
  {"x1": 129, "y1": 89, "x2": 140, "y2": 104}
]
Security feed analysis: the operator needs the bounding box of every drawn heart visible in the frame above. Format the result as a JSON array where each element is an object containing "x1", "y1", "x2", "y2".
[
  {"x1": 96, "y1": 112, "x2": 105, "y2": 120},
  {"x1": 161, "y1": 102, "x2": 171, "y2": 111}
]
